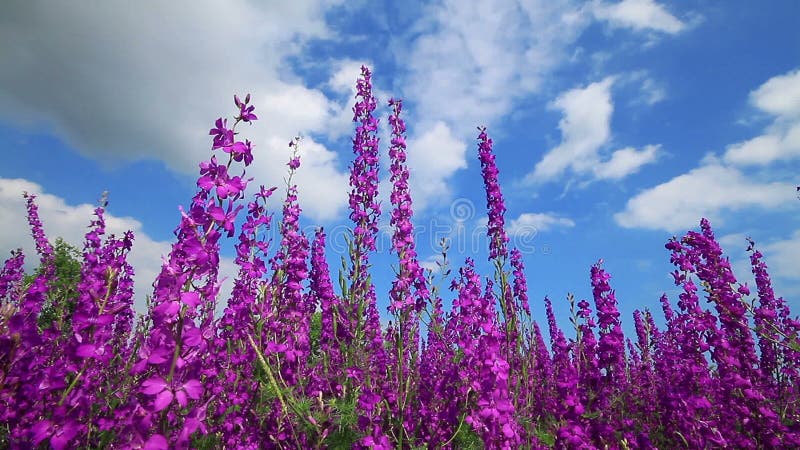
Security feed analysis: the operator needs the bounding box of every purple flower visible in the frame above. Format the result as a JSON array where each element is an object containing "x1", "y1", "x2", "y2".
[
  {"x1": 234, "y1": 94, "x2": 258, "y2": 122},
  {"x1": 209, "y1": 118, "x2": 233, "y2": 149},
  {"x1": 477, "y1": 127, "x2": 508, "y2": 260},
  {"x1": 31, "y1": 419, "x2": 80, "y2": 450}
]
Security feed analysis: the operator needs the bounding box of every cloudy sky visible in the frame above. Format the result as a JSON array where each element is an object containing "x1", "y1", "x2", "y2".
[{"x1": 1, "y1": 0, "x2": 798, "y2": 329}]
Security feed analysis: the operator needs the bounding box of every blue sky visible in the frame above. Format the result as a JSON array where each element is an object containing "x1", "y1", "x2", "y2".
[{"x1": 1, "y1": 0, "x2": 798, "y2": 333}]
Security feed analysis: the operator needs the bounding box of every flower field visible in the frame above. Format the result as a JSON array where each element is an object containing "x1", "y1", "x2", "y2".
[{"x1": 1, "y1": 67, "x2": 798, "y2": 449}]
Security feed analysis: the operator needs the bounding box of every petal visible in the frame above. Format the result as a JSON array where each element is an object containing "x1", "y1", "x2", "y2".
[
  {"x1": 75, "y1": 344, "x2": 96, "y2": 358},
  {"x1": 175, "y1": 389, "x2": 187, "y2": 408},
  {"x1": 50, "y1": 434, "x2": 69, "y2": 450},
  {"x1": 141, "y1": 376, "x2": 168, "y2": 395},
  {"x1": 95, "y1": 314, "x2": 114, "y2": 326},
  {"x1": 182, "y1": 379, "x2": 203, "y2": 400},
  {"x1": 153, "y1": 389, "x2": 174, "y2": 412},
  {"x1": 31, "y1": 421, "x2": 52, "y2": 445},
  {"x1": 182, "y1": 326, "x2": 202, "y2": 347},
  {"x1": 180, "y1": 291, "x2": 201, "y2": 307},
  {"x1": 144, "y1": 434, "x2": 169, "y2": 450},
  {"x1": 147, "y1": 347, "x2": 170, "y2": 364}
]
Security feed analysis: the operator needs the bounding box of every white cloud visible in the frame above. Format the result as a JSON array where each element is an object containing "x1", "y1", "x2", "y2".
[
  {"x1": 761, "y1": 230, "x2": 800, "y2": 281},
  {"x1": 406, "y1": 122, "x2": 468, "y2": 210},
  {"x1": 529, "y1": 77, "x2": 616, "y2": 181},
  {"x1": 723, "y1": 126, "x2": 800, "y2": 166},
  {"x1": 508, "y1": 212, "x2": 576, "y2": 235},
  {"x1": 639, "y1": 77, "x2": 667, "y2": 105},
  {"x1": 724, "y1": 69, "x2": 800, "y2": 166},
  {"x1": 324, "y1": 59, "x2": 373, "y2": 140},
  {"x1": 618, "y1": 70, "x2": 667, "y2": 105},
  {"x1": 419, "y1": 255, "x2": 445, "y2": 273},
  {"x1": 328, "y1": 60, "x2": 369, "y2": 96},
  {"x1": 397, "y1": 0, "x2": 593, "y2": 209},
  {"x1": 593, "y1": 144, "x2": 659, "y2": 179},
  {"x1": 0, "y1": 177, "x2": 238, "y2": 313},
  {"x1": 591, "y1": 0, "x2": 686, "y2": 34},
  {"x1": 749, "y1": 69, "x2": 800, "y2": 118},
  {"x1": 614, "y1": 163, "x2": 795, "y2": 232},
  {"x1": 721, "y1": 230, "x2": 800, "y2": 301},
  {"x1": 0, "y1": 1, "x2": 350, "y2": 222},
  {"x1": 718, "y1": 232, "x2": 749, "y2": 252},
  {"x1": 618, "y1": 69, "x2": 800, "y2": 240},
  {"x1": 255, "y1": 135, "x2": 350, "y2": 221},
  {"x1": 525, "y1": 77, "x2": 659, "y2": 183}
]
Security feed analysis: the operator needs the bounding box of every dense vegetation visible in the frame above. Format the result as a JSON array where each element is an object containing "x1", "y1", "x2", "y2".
[{"x1": 1, "y1": 67, "x2": 798, "y2": 449}]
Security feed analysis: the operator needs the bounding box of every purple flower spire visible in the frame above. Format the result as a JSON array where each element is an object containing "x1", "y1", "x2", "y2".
[
  {"x1": 29, "y1": 204, "x2": 136, "y2": 449},
  {"x1": 308, "y1": 228, "x2": 343, "y2": 396},
  {"x1": 345, "y1": 67, "x2": 382, "y2": 328},
  {"x1": 446, "y1": 261, "x2": 521, "y2": 448},
  {"x1": 510, "y1": 248, "x2": 531, "y2": 316},
  {"x1": 0, "y1": 195, "x2": 58, "y2": 445},
  {"x1": 545, "y1": 296, "x2": 590, "y2": 448},
  {"x1": 477, "y1": 127, "x2": 508, "y2": 261},
  {"x1": 271, "y1": 136, "x2": 311, "y2": 386},
  {"x1": 590, "y1": 262, "x2": 627, "y2": 404},
  {"x1": 348, "y1": 66, "x2": 381, "y2": 256},
  {"x1": 629, "y1": 309, "x2": 658, "y2": 439},
  {"x1": 528, "y1": 321, "x2": 553, "y2": 410},
  {"x1": 213, "y1": 182, "x2": 275, "y2": 448},
  {"x1": 385, "y1": 97, "x2": 429, "y2": 444},
  {"x1": 387, "y1": 98, "x2": 427, "y2": 315},
  {"x1": 418, "y1": 292, "x2": 459, "y2": 444},
  {"x1": 342, "y1": 67, "x2": 387, "y2": 437},
  {"x1": 24, "y1": 193, "x2": 55, "y2": 270},
  {"x1": 0, "y1": 250, "x2": 27, "y2": 428},
  {"x1": 122, "y1": 95, "x2": 257, "y2": 447},
  {"x1": 747, "y1": 237, "x2": 800, "y2": 431},
  {"x1": 662, "y1": 233, "x2": 726, "y2": 447},
  {"x1": 679, "y1": 219, "x2": 786, "y2": 446},
  {"x1": 0, "y1": 250, "x2": 25, "y2": 305},
  {"x1": 747, "y1": 238, "x2": 782, "y2": 380}
]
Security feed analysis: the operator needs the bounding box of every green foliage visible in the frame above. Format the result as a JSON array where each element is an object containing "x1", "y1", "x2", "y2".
[
  {"x1": 309, "y1": 310, "x2": 322, "y2": 358},
  {"x1": 325, "y1": 396, "x2": 360, "y2": 448},
  {"x1": 192, "y1": 432, "x2": 221, "y2": 450},
  {"x1": 534, "y1": 427, "x2": 556, "y2": 448},
  {"x1": 451, "y1": 426, "x2": 484, "y2": 449},
  {"x1": 25, "y1": 237, "x2": 82, "y2": 331}
]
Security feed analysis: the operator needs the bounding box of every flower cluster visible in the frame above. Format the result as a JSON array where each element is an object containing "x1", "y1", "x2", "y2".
[{"x1": 1, "y1": 68, "x2": 798, "y2": 449}]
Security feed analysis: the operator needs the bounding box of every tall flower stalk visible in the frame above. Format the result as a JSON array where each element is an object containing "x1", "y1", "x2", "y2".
[{"x1": 386, "y1": 98, "x2": 428, "y2": 446}]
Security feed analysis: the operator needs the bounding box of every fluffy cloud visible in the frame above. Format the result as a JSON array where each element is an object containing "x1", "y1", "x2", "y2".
[
  {"x1": 617, "y1": 69, "x2": 800, "y2": 234},
  {"x1": 591, "y1": 0, "x2": 686, "y2": 34},
  {"x1": 760, "y1": 230, "x2": 800, "y2": 281},
  {"x1": 406, "y1": 122, "x2": 468, "y2": 210},
  {"x1": 724, "y1": 69, "x2": 800, "y2": 166},
  {"x1": 254, "y1": 135, "x2": 350, "y2": 221},
  {"x1": 593, "y1": 145, "x2": 659, "y2": 179},
  {"x1": 397, "y1": 0, "x2": 592, "y2": 209},
  {"x1": 525, "y1": 77, "x2": 658, "y2": 183},
  {"x1": 720, "y1": 230, "x2": 800, "y2": 300},
  {"x1": 529, "y1": 78, "x2": 615, "y2": 181},
  {"x1": 402, "y1": 0, "x2": 589, "y2": 130},
  {"x1": 614, "y1": 163, "x2": 794, "y2": 232},
  {"x1": 0, "y1": 177, "x2": 237, "y2": 312},
  {"x1": 750, "y1": 69, "x2": 800, "y2": 118},
  {"x1": 0, "y1": 1, "x2": 350, "y2": 221},
  {"x1": 622, "y1": 71, "x2": 668, "y2": 105},
  {"x1": 507, "y1": 212, "x2": 576, "y2": 235},
  {"x1": 723, "y1": 126, "x2": 800, "y2": 166}
]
